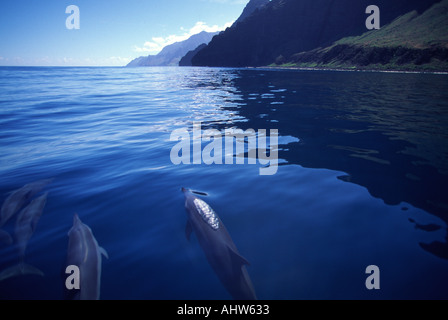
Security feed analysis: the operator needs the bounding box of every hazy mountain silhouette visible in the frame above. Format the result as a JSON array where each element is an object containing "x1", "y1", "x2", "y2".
[{"x1": 127, "y1": 31, "x2": 218, "y2": 67}]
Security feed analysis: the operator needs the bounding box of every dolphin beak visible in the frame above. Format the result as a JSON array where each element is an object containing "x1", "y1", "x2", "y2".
[{"x1": 181, "y1": 187, "x2": 188, "y2": 193}]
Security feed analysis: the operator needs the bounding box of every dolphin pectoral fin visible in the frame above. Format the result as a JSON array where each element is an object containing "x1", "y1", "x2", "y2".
[
  {"x1": 100, "y1": 247, "x2": 109, "y2": 259},
  {"x1": 0, "y1": 263, "x2": 44, "y2": 281},
  {"x1": 227, "y1": 245, "x2": 250, "y2": 267},
  {"x1": 185, "y1": 220, "x2": 193, "y2": 241},
  {"x1": 0, "y1": 229, "x2": 13, "y2": 246}
]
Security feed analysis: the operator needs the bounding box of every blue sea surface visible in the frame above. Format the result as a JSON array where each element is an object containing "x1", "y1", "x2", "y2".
[{"x1": 0, "y1": 66, "x2": 447, "y2": 299}]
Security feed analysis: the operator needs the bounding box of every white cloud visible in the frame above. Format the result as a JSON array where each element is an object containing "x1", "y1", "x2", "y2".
[{"x1": 133, "y1": 21, "x2": 233, "y2": 55}]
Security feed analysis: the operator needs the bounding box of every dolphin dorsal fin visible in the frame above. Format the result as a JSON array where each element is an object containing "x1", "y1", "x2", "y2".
[
  {"x1": 227, "y1": 245, "x2": 250, "y2": 267},
  {"x1": 185, "y1": 220, "x2": 193, "y2": 241},
  {"x1": 100, "y1": 247, "x2": 109, "y2": 259}
]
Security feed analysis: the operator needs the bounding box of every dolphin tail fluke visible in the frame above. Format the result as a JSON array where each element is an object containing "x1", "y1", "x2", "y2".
[
  {"x1": 0, "y1": 263, "x2": 44, "y2": 282},
  {"x1": 226, "y1": 246, "x2": 257, "y2": 300},
  {"x1": 0, "y1": 229, "x2": 13, "y2": 246}
]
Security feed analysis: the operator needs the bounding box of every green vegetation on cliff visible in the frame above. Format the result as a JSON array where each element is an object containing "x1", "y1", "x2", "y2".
[
  {"x1": 192, "y1": 0, "x2": 440, "y2": 68},
  {"x1": 277, "y1": 0, "x2": 448, "y2": 71}
]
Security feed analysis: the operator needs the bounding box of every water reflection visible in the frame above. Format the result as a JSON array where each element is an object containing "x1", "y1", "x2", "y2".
[{"x1": 189, "y1": 68, "x2": 448, "y2": 259}]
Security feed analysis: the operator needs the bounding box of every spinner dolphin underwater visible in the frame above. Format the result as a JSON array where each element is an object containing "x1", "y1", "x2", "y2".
[{"x1": 182, "y1": 188, "x2": 257, "y2": 300}]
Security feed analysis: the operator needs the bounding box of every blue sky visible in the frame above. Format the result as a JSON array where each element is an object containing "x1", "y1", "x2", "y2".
[{"x1": 0, "y1": 0, "x2": 249, "y2": 66}]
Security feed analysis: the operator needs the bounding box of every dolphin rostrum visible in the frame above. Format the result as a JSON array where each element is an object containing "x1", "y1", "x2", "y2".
[
  {"x1": 182, "y1": 188, "x2": 257, "y2": 300},
  {"x1": 65, "y1": 214, "x2": 108, "y2": 300},
  {"x1": 0, "y1": 179, "x2": 52, "y2": 245},
  {"x1": 0, "y1": 192, "x2": 48, "y2": 281}
]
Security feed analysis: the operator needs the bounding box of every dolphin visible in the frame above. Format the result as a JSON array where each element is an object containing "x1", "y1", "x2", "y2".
[
  {"x1": 0, "y1": 192, "x2": 48, "y2": 281},
  {"x1": 14, "y1": 193, "x2": 48, "y2": 259},
  {"x1": 182, "y1": 188, "x2": 257, "y2": 300},
  {"x1": 65, "y1": 214, "x2": 108, "y2": 300},
  {"x1": 0, "y1": 179, "x2": 53, "y2": 245}
]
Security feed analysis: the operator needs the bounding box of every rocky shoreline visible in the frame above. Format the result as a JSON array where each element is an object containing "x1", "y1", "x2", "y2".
[{"x1": 271, "y1": 44, "x2": 448, "y2": 73}]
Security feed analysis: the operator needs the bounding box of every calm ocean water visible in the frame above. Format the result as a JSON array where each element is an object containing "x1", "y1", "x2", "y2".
[{"x1": 0, "y1": 66, "x2": 447, "y2": 300}]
